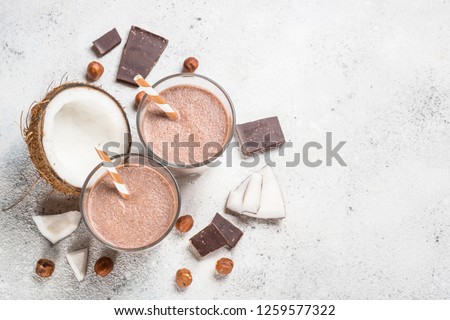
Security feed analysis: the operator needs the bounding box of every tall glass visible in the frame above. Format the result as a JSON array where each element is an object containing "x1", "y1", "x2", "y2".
[
  {"x1": 136, "y1": 73, "x2": 236, "y2": 176},
  {"x1": 80, "y1": 154, "x2": 181, "y2": 252}
]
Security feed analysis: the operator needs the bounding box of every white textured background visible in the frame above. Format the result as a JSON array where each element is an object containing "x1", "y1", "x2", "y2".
[{"x1": 1, "y1": 0, "x2": 450, "y2": 299}]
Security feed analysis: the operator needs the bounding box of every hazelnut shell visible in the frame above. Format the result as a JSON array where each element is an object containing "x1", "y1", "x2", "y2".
[
  {"x1": 176, "y1": 268, "x2": 192, "y2": 288},
  {"x1": 135, "y1": 91, "x2": 146, "y2": 107},
  {"x1": 86, "y1": 61, "x2": 104, "y2": 81},
  {"x1": 216, "y1": 257, "x2": 234, "y2": 276},
  {"x1": 94, "y1": 257, "x2": 114, "y2": 277},
  {"x1": 183, "y1": 57, "x2": 199, "y2": 73},
  {"x1": 36, "y1": 258, "x2": 55, "y2": 278},
  {"x1": 176, "y1": 215, "x2": 194, "y2": 233}
]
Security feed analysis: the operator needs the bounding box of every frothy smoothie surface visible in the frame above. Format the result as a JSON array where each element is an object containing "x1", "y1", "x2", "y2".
[
  {"x1": 141, "y1": 84, "x2": 229, "y2": 165},
  {"x1": 86, "y1": 164, "x2": 177, "y2": 249}
]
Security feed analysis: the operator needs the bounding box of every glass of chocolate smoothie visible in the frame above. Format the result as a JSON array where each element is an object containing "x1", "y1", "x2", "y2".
[
  {"x1": 137, "y1": 73, "x2": 235, "y2": 175},
  {"x1": 80, "y1": 154, "x2": 180, "y2": 252}
]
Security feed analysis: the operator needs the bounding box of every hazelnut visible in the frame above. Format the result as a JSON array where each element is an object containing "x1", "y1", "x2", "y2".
[
  {"x1": 215, "y1": 257, "x2": 234, "y2": 276},
  {"x1": 175, "y1": 215, "x2": 194, "y2": 233},
  {"x1": 86, "y1": 61, "x2": 104, "y2": 81},
  {"x1": 36, "y1": 258, "x2": 55, "y2": 278},
  {"x1": 94, "y1": 257, "x2": 114, "y2": 277},
  {"x1": 175, "y1": 268, "x2": 192, "y2": 289},
  {"x1": 135, "y1": 91, "x2": 146, "y2": 108},
  {"x1": 183, "y1": 57, "x2": 199, "y2": 73}
]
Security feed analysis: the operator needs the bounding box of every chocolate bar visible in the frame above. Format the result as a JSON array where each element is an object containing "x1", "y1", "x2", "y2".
[
  {"x1": 211, "y1": 213, "x2": 243, "y2": 248},
  {"x1": 189, "y1": 213, "x2": 243, "y2": 257},
  {"x1": 235, "y1": 116, "x2": 285, "y2": 156},
  {"x1": 92, "y1": 28, "x2": 122, "y2": 56},
  {"x1": 117, "y1": 26, "x2": 168, "y2": 86},
  {"x1": 189, "y1": 224, "x2": 228, "y2": 257}
]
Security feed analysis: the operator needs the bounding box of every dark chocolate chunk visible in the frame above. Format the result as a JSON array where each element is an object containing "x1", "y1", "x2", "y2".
[
  {"x1": 92, "y1": 28, "x2": 122, "y2": 56},
  {"x1": 211, "y1": 213, "x2": 243, "y2": 248},
  {"x1": 117, "y1": 26, "x2": 168, "y2": 86},
  {"x1": 235, "y1": 116, "x2": 285, "y2": 156},
  {"x1": 189, "y1": 224, "x2": 228, "y2": 257}
]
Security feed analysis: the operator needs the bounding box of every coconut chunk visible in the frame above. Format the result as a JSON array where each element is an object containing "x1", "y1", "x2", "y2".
[
  {"x1": 25, "y1": 83, "x2": 131, "y2": 195},
  {"x1": 226, "y1": 175, "x2": 251, "y2": 214},
  {"x1": 66, "y1": 248, "x2": 88, "y2": 281},
  {"x1": 241, "y1": 173, "x2": 263, "y2": 215},
  {"x1": 32, "y1": 211, "x2": 81, "y2": 244},
  {"x1": 226, "y1": 167, "x2": 286, "y2": 220},
  {"x1": 42, "y1": 87, "x2": 130, "y2": 188},
  {"x1": 257, "y1": 166, "x2": 286, "y2": 219}
]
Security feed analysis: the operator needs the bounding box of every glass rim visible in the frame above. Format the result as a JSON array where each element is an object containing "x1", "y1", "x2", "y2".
[
  {"x1": 79, "y1": 153, "x2": 181, "y2": 252},
  {"x1": 136, "y1": 72, "x2": 236, "y2": 169}
]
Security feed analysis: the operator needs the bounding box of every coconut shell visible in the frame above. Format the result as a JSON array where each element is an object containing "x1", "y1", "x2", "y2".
[{"x1": 23, "y1": 82, "x2": 131, "y2": 195}]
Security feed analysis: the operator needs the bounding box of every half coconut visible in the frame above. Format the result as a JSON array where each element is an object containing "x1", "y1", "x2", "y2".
[{"x1": 24, "y1": 83, "x2": 131, "y2": 195}]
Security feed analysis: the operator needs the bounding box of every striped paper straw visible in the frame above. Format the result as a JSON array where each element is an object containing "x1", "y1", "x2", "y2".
[
  {"x1": 134, "y1": 74, "x2": 179, "y2": 120},
  {"x1": 94, "y1": 145, "x2": 129, "y2": 199}
]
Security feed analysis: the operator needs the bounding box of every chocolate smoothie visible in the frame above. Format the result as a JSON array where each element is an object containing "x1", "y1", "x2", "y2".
[
  {"x1": 141, "y1": 85, "x2": 229, "y2": 165},
  {"x1": 85, "y1": 164, "x2": 178, "y2": 249}
]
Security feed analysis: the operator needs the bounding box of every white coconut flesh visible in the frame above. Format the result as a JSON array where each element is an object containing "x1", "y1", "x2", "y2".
[
  {"x1": 42, "y1": 86, "x2": 129, "y2": 189},
  {"x1": 226, "y1": 166, "x2": 286, "y2": 219}
]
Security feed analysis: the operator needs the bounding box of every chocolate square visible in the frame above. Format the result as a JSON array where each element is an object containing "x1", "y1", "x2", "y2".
[
  {"x1": 117, "y1": 26, "x2": 168, "y2": 86},
  {"x1": 211, "y1": 213, "x2": 243, "y2": 248},
  {"x1": 92, "y1": 28, "x2": 122, "y2": 56},
  {"x1": 235, "y1": 116, "x2": 285, "y2": 156},
  {"x1": 189, "y1": 224, "x2": 228, "y2": 257}
]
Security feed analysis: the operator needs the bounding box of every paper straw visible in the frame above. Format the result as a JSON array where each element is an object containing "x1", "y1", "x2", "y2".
[
  {"x1": 134, "y1": 74, "x2": 179, "y2": 120},
  {"x1": 94, "y1": 145, "x2": 129, "y2": 199}
]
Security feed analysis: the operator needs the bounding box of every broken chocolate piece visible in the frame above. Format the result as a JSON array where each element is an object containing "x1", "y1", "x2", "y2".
[
  {"x1": 92, "y1": 28, "x2": 122, "y2": 56},
  {"x1": 189, "y1": 213, "x2": 244, "y2": 258},
  {"x1": 117, "y1": 26, "x2": 168, "y2": 86},
  {"x1": 235, "y1": 116, "x2": 285, "y2": 156},
  {"x1": 190, "y1": 224, "x2": 228, "y2": 257},
  {"x1": 211, "y1": 213, "x2": 243, "y2": 248}
]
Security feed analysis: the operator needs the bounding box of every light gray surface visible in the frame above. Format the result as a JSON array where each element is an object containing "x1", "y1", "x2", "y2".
[{"x1": 1, "y1": 0, "x2": 450, "y2": 299}]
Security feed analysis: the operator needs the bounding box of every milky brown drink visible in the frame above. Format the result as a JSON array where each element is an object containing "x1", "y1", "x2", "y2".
[
  {"x1": 141, "y1": 84, "x2": 229, "y2": 165},
  {"x1": 85, "y1": 164, "x2": 178, "y2": 250}
]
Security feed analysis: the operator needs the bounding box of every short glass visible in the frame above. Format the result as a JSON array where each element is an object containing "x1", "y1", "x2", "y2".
[
  {"x1": 80, "y1": 154, "x2": 181, "y2": 252},
  {"x1": 136, "y1": 73, "x2": 236, "y2": 176}
]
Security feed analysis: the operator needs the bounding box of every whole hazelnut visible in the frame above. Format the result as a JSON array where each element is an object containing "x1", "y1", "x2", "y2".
[
  {"x1": 183, "y1": 57, "x2": 199, "y2": 73},
  {"x1": 215, "y1": 257, "x2": 234, "y2": 276},
  {"x1": 36, "y1": 258, "x2": 55, "y2": 278},
  {"x1": 94, "y1": 257, "x2": 114, "y2": 277},
  {"x1": 175, "y1": 215, "x2": 194, "y2": 233},
  {"x1": 176, "y1": 268, "x2": 192, "y2": 289},
  {"x1": 135, "y1": 91, "x2": 146, "y2": 108},
  {"x1": 86, "y1": 61, "x2": 104, "y2": 81}
]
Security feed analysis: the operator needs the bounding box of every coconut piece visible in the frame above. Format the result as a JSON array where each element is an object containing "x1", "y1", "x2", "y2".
[
  {"x1": 226, "y1": 175, "x2": 251, "y2": 214},
  {"x1": 241, "y1": 173, "x2": 263, "y2": 216},
  {"x1": 66, "y1": 248, "x2": 88, "y2": 281},
  {"x1": 226, "y1": 167, "x2": 286, "y2": 220},
  {"x1": 23, "y1": 83, "x2": 131, "y2": 195},
  {"x1": 257, "y1": 166, "x2": 286, "y2": 219},
  {"x1": 32, "y1": 211, "x2": 81, "y2": 244}
]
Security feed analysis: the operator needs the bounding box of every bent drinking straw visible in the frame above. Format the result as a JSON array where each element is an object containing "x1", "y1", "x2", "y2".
[
  {"x1": 94, "y1": 145, "x2": 130, "y2": 199},
  {"x1": 134, "y1": 74, "x2": 179, "y2": 120}
]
